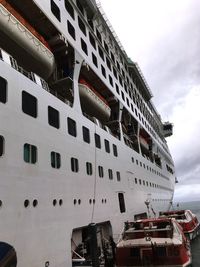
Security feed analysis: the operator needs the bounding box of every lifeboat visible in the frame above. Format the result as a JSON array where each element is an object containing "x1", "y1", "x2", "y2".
[
  {"x1": 79, "y1": 79, "x2": 111, "y2": 122},
  {"x1": 160, "y1": 210, "x2": 200, "y2": 240},
  {"x1": 139, "y1": 135, "x2": 149, "y2": 150},
  {"x1": 0, "y1": 0, "x2": 55, "y2": 78},
  {"x1": 116, "y1": 218, "x2": 191, "y2": 267}
]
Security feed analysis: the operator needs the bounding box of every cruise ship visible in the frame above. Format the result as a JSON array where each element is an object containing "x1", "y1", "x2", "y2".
[{"x1": 0, "y1": 0, "x2": 176, "y2": 266}]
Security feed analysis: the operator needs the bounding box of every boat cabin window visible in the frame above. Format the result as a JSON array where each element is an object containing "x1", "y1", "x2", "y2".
[
  {"x1": 109, "y1": 75, "x2": 113, "y2": 87},
  {"x1": 67, "y1": 20, "x2": 76, "y2": 40},
  {"x1": 118, "y1": 193, "x2": 126, "y2": 213},
  {"x1": 76, "y1": 0, "x2": 84, "y2": 15},
  {"x1": 101, "y1": 65, "x2": 106, "y2": 78},
  {"x1": 104, "y1": 41, "x2": 109, "y2": 54},
  {"x1": 115, "y1": 83, "x2": 119, "y2": 94},
  {"x1": 0, "y1": 136, "x2": 4, "y2": 157},
  {"x1": 89, "y1": 32, "x2": 96, "y2": 49},
  {"x1": 65, "y1": 0, "x2": 75, "y2": 19},
  {"x1": 86, "y1": 162, "x2": 93, "y2": 175},
  {"x1": 78, "y1": 16, "x2": 86, "y2": 36},
  {"x1": 71, "y1": 157, "x2": 79, "y2": 172},
  {"x1": 81, "y1": 38, "x2": 88, "y2": 55},
  {"x1": 108, "y1": 169, "x2": 113, "y2": 180},
  {"x1": 51, "y1": 151, "x2": 61, "y2": 169},
  {"x1": 106, "y1": 57, "x2": 111, "y2": 70},
  {"x1": 51, "y1": 0, "x2": 61, "y2": 22},
  {"x1": 98, "y1": 166, "x2": 104, "y2": 177},
  {"x1": 67, "y1": 117, "x2": 77, "y2": 137},
  {"x1": 95, "y1": 133, "x2": 101, "y2": 149},
  {"x1": 116, "y1": 171, "x2": 121, "y2": 181},
  {"x1": 22, "y1": 91, "x2": 37, "y2": 118},
  {"x1": 48, "y1": 106, "x2": 60, "y2": 129},
  {"x1": 0, "y1": 76, "x2": 7, "y2": 103},
  {"x1": 113, "y1": 144, "x2": 118, "y2": 157},
  {"x1": 104, "y1": 139, "x2": 110, "y2": 153},
  {"x1": 92, "y1": 53, "x2": 98, "y2": 68},
  {"x1": 98, "y1": 46, "x2": 104, "y2": 61},
  {"x1": 96, "y1": 29, "x2": 102, "y2": 43},
  {"x1": 24, "y1": 143, "x2": 37, "y2": 164},
  {"x1": 82, "y1": 126, "x2": 90, "y2": 143}
]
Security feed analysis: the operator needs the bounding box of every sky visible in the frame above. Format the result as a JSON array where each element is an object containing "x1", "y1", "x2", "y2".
[{"x1": 100, "y1": 0, "x2": 200, "y2": 202}]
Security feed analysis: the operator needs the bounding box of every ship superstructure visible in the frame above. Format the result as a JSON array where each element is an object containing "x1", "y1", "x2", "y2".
[{"x1": 0, "y1": 0, "x2": 175, "y2": 266}]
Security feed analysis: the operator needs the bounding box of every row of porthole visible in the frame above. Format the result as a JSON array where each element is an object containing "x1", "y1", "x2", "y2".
[
  {"x1": 24, "y1": 199, "x2": 63, "y2": 208},
  {"x1": 0, "y1": 198, "x2": 107, "y2": 208},
  {"x1": 74, "y1": 198, "x2": 107, "y2": 205}
]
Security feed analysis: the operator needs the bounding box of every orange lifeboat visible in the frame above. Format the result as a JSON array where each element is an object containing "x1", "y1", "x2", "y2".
[{"x1": 79, "y1": 79, "x2": 111, "y2": 122}]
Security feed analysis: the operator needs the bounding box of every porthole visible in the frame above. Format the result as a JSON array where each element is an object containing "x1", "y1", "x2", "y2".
[
  {"x1": 59, "y1": 199, "x2": 63, "y2": 206},
  {"x1": 93, "y1": 199, "x2": 95, "y2": 204},
  {"x1": 33, "y1": 199, "x2": 38, "y2": 207},
  {"x1": 74, "y1": 199, "x2": 77, "y2": 205},
  {"x1": 0, "y1": 200, "x2": 2, "y2": 207},
  {"x1": 89, "y1": 199, "x2": 92, "y2": 204},
  {"x1": 24, "y1": 199, "x2": 30, "y2": 208},
  {"x1": 78, "y1": 199, "x2": 81, "y2": 205},
  {"x1": 53, "y1": 199, "x2": 57, "y2": 206},
  {"x1": 45, "y1": 261, "x2": 50, "y2": 267},
  {"x1": 102, "y1": 199, "x2": 104, "y2": 203}
]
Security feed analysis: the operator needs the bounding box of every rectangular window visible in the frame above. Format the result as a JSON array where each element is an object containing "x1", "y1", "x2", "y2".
[
  {"x1": 113, "y1": 144, "x2": 118, "y2": 157},
  {"x1": 86, "y1": 162, "x2": 93, "y2": 175},
  {"x1": 101, "y1": 65, "x2": 106, "y2": 78},
  {"x1": 0, "y1": 135, "x2": 4, "y2": 157},
  {"x1": 119, "y1": 76, "x2": 122, "y2": 86},
  {"x1": 115, "y1": 84, "x2": 119, "y2": 94},
  {"x1": 110, "y1": 52, "x2": 115, "y2": 62},
  {"x1": 98, "y1": 46, "x2": 104, "y2": 61},
  {"x1": 104, "y1": 139, "x2": 110, "y2": 153},
  {"x1": 118, "y1": 193, "x2": 126, "y2": 213},
  {"x1": 81, "y1": 38, "x2": 88, "y2": 55},
  {"x1": 109, "y1": 75, "x2": 113, "y2": 87},
  {"x1": 51, "y1": 0, "x2": 61, "y2": 21},
  {"x1": 92, "y1": 53, "x2": 98, "y2": 67},
  {"x1": 0, "y1": 77, "x2": 7, "y2": 103},
  {"x1": 108, "y1": 169, "x2": 113, "y2": 180},
  {"x1": 95, "y1": 133, "x2": 101, "y2": 149},
  {"x1": 89, "y1": 32, "x2": 96, "y2": 49},
  {"x1": 65, "y1": 0, "x2": 74, "y2": 19},
  {"x1": 24, "y1": 143, "x2": 37, "y2": 164},
  {"x1": 82, "y1": 126, "x2": 90, "y2": 143},
  {"x1": 104, "y1": 41, "x2": 109, "y2": 53},
  {"x1": 96, "y1": 29, "x2": 102, "y2": 43},
  {"x1": 77, "y1": 0, "x2": 84, "y2": 14},
  {"x1": 48, "y1": 106, "x2": 60, "y2": 129},
  {"x1": 98, "y1": 166, "x2": 104, "y2": 178},
  {"x1": 51, "y1": 151, "x2": 61, "y2": 169},
  {"x1": 106, "y1": 57, "x2": 111, "y2": 70},
  {"x1": 22, "y1": 91, "x2": 37, "y2": 118},
  {"x1": 121, "y1": 91, "x2": 125, "y2": 101},
  {"x1": 78, "y1": 16, "x2": 86, "y2": 36},
  {"x1": 67, "y1": 117, "x2": 77, "y2": 137},
  {"x1": 88, "y1": 19, "x2": 94, "y2": 30},
  {"x1": 67, "y1": 20, "x2": 76, "y2": 40},
  {"x1": 113, "y1": 68, "x2": 117, "y2": 79},
  {"x1": 116, "y1": 171, "x2": 121, "y2": 181},
  {"x1": 71, "y1": 157, "x2": 79, "y2": 172}
]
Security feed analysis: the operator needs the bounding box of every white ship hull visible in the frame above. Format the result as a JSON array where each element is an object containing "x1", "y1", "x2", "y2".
[{"x1": 0, "y1": 0, "x2": 175, "y2": 266}]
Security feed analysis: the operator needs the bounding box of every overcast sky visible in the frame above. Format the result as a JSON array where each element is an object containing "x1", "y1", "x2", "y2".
[{"x1": 100, "y1": 0, "x2": 200, "y2": 202}]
